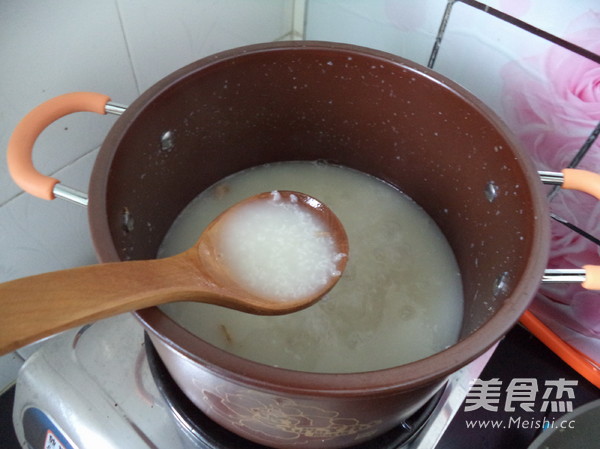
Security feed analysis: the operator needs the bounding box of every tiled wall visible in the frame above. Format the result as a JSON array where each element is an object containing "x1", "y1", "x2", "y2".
[{"x1": 2, "y1": 0, "x2": 599, "y2": 394}]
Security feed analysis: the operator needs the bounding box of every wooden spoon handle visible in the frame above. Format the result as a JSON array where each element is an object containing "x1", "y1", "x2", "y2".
[{"x1": 0, "y1": 254, "x2": 210, "y2": 355}]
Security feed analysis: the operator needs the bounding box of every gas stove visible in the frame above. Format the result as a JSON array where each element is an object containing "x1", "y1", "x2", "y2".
[{"x1": 12, "y1": 314, "x2": 494, "y2": 449}]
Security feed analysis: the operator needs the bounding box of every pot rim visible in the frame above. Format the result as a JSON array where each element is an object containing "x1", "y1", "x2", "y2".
[{"x1": 90, "y1": 41, "x2": 550, "y2": 397}]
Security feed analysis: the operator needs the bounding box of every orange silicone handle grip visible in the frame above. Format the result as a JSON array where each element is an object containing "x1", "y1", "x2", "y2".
[
  {"x1": 582, "y1": 264, "x2": 600, "y2": 290},
  {"x1": 561, "y1": 168, "x2": 600, "y2": 290},
  {"x1": 7, "y1": 92, "x2": 111, "y2": 200},
  {"x1": 562, "y1": 168, "x2": 600, "y2": 200}
]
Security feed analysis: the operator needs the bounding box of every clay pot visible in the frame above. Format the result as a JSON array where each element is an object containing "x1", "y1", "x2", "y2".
[{"x1": 18, "y1": 42, "x2": 553, "y2": 448}]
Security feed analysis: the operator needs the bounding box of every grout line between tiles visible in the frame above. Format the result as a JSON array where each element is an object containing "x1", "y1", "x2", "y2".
[
  {"x1": 114, "y1": 0, "x2": 142, "y2": 96},
  {"x1": 292, "y1": 0, "x2": 308, "y2": 40},
  {"x1": 0, "y1": 146, "x2": 101, "y2": 208}
]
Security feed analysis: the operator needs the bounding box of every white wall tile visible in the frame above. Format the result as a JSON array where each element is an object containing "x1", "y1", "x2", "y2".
[
  {"x1": 0, "y1": 149, "x2": 98, "y2": 285},
  {"x1": 116, "y1": 0, "x2": 296, "y2": 91},
  {"x1": 477, "y1": 0, "x2": 600, "y2": 43},
  {"x1": 0, "y1": 0, "x2": 138, "y2": 205},
  {"x1": 305, "y1": 0, "x2": 447, "y2": 66},
  {"x1": 426, "y1": 0, "x2": 600, "y2": 123},
  {"x1": 428, "y1": 2, "x2": 533, "y2": 116}
]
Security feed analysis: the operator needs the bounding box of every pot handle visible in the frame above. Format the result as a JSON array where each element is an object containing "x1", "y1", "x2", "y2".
[
  {"x1": 562, "y1": 168, "x2": 600, "y2": 200},
  {"x1": 540, "y1": 169, "x2": 600, "y2": 290},
  {"x1": 527, "y1": 169, "x2": 600, "y2": 388},
  {"x1": 7, "y1": 92, "x2": 126, "y2": 206}
]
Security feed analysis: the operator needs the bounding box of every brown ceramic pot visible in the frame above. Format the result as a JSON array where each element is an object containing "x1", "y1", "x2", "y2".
[{"x1": 86, "y1": 42, "x2": 549, "y2": 448}]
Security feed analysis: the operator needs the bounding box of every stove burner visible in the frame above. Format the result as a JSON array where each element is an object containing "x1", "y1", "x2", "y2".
[{"x1": 145, "y1": 334, "x2": 442, "y2": 449}]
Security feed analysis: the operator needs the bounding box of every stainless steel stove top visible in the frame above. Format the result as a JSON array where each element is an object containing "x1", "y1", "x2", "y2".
[{"x1": 12, "y1": 314, "x2": 494, "y2": 449}]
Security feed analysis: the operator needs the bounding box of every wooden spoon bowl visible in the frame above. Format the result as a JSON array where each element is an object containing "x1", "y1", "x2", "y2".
[{"x1": 0, "y1": 191, "x2": 348, "y2": 355}]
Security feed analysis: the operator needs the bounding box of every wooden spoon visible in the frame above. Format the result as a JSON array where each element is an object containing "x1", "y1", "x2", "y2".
[{"x1": 0, "y1": 191, "x2": 348, "y2": 355}]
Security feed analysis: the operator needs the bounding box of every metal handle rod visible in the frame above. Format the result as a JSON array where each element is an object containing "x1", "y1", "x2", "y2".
[
  {"x1": 542, "y1": 268, "x2": 586, "y2": 284},
  {"x1": 105, "y1": 102, "x2": 127, "y2": 116},
  {"x1": 52, "y1": 101, "x2": 128, "y2": 207},
  {"x1": 538, "y1": 171, "x2": 564, "y2": 185},
  {"x1": 53, "y1": 184, "x2": 88, "y2": 207}
]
